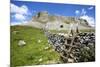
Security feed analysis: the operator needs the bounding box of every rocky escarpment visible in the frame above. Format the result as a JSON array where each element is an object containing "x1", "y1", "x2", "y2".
[{"x1": 23, "y1": 11, "x2": 94, "y2": 30}]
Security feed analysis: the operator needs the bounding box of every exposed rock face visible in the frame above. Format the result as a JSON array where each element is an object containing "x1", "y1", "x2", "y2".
[
  {"x1": 36, "y1": 11, "x2": 49, "y2": 23},
  {"x1": 23, "y1": 11, "x2": 94, "y2": 30}
]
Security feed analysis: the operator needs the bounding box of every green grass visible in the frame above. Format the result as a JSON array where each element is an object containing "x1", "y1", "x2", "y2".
[
  {"x1": 50, "y1": 29, "x2": 95, "y2": 34},
  {"x1": 10, "y1": 26, "x2": 95, "y2": 67},
  {"x1": 10, "y1": 26, "x2": 60, "y2": 67}
]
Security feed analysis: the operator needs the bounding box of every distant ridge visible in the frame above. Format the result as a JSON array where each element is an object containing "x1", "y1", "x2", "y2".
[{"x1": 20, "y1": 11, "x2": 94, "y2": 30}]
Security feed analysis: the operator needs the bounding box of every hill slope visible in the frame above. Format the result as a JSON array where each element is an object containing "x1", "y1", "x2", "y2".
[
  {"x1": 21, "y1": 11, "x2": 94, "y2": 30},
  {"x1": 11, "y1": 26, "x2": 60, "y2": 67}
]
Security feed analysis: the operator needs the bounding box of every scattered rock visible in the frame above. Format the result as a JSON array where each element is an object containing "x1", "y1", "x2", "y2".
[
  {"x1": 18, "y1": 40, "x2": 26, "y2": 46},
  {"x1": 38, "y1": 58, "x2": 43, "y2": 62},
  {"x1": 38, "y1": 39, "x2": 41, "y2": 43},
  {"x1": 68, "y1": 58, "x2": 74, "y2": 63}
]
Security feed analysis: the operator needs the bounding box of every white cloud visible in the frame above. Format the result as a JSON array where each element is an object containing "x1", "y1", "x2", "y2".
[
  {"x1": 80, "y1": 15, "x2": 95, "y2": 27},
  {"x1": 14, "y1": 14, "x2": 25, "y2": 20},
  {"x1": 11, "y1": 22, "x2": 22, "y2": 26},
  {"x1": 11, "y1": 3, "x2": 31, "y2": 25},
  {"x1": 88, "y1": 7, "x2": 94, "y2": 10},
  {"x1": 75, "y1": 8, "x2": 95, "y2": 27},
  {"x1": 75, "y1": 10, "x2": 80, "y2": 15},
  {"x1": 11, "y1": 3, "x2": 28, "y2": 15},
  {"x1": 81, "y1": 8, "x2": 86, "y2": 15},
  {"x1": 11, "y1": 21, "x2": 28, "y2": 26},
  {"x1": 75, "y1": 9, "x2": 86, "y2": 16}
]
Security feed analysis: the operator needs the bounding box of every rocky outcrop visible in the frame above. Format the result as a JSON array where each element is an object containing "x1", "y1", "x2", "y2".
[{"x1": 22, "y1": 11, "x2": 94, "y2": 30}]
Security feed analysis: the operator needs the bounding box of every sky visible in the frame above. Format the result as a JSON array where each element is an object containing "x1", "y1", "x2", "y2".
[{"x1": 10, "y1": 0, "x2": 95, "y2": 26}]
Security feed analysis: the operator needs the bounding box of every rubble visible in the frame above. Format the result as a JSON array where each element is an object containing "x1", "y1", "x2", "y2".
[{"x1": 45, "y1": 31, "x2": 95, "y2": 63}]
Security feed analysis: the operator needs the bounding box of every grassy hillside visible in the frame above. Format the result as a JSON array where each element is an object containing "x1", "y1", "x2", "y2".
[{"x1": 10, "y1": 26, "x2": 60, "y2": 67}]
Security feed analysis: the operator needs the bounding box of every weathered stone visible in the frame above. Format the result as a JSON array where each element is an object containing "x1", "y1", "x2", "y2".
[
  {"x1": 44, "y1": 31, "x2": 95, "y2": 63},
  {"x1": 18, "y1": 40, "x2": 26, "y2": 46}
]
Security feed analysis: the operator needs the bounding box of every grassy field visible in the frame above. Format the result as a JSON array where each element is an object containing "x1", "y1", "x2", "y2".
[
  {"x1": 10, "y1": 26, "x2": 60, "y2": 67},
  {"x1": 10, "y1": 25, "x2": 95, "y2": 67}
]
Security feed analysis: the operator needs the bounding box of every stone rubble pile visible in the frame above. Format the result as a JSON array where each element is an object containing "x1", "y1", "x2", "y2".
[{"x1": 45, "y1": 32, "x2": 95, "y2": 63}]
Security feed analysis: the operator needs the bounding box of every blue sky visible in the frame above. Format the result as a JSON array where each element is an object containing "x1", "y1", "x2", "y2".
[{"x1": 10, "y1": 1, "x2": 95, "y2": 26}]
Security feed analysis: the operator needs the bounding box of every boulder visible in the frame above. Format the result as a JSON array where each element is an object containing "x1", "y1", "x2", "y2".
[{"x1": 18, "y1": 40, "x2": 26, "y2": 46}]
